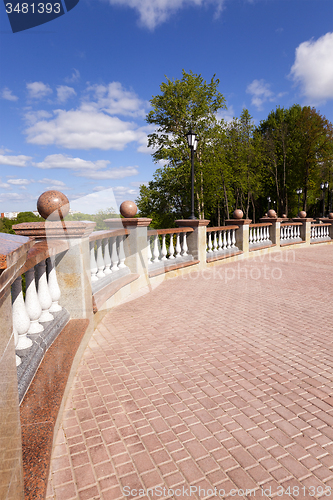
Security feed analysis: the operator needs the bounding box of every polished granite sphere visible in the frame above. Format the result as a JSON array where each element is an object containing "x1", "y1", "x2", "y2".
[
  {"x1": 282, "y1": 214, "x2": 287, "y2": 219},
  {"x1": 329, "y1": 213, "x2": 333, "y2": 219},
  {"x1": 120, "y1": 200, "x2": 137, "y2": 218},
  {"x1": 299, "y1": 211, "x2": 307, "y2": 218},
  {"x1": 233, "y1": 209, "x2": 243, "y2": 219},
  {"x1": 267, "y1": 209, "x2": 277, "y2": 218},
  {"x1": 37, "y1": 190, "x2": 70, "y2": 220}
]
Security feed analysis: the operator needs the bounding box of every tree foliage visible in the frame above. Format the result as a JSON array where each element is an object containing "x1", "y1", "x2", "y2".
[{"x1": 138, "y1": 70, "x2": 333, "y2": 227}]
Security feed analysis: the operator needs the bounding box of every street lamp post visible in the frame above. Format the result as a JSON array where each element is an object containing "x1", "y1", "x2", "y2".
[
  {"x1": 186, "y1": 129, "x2": 198, "y2": 220},
  {"x1": 267, "y1": 196, "x2": 271, "y2": 211},
  {"x1": 321, "y1": 181, "x2": 329, "y2": 217},
  {"x1": 296, "y1": 188, "x2": 302, "y2": 216}
]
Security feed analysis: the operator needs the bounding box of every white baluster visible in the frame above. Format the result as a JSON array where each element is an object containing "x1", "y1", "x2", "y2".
[
  {"x1": 118, "y1": 235, "x2": 127, "y2": 268},
  {"x1": 13, "y1": 324, "x2": 21, "y2": 366},
  {"x1": 175, "y1": 233, "x2": 181, "y2": 258},
  {"x1": 25, "y1": 267, "x2": 44, "y2": 334},
  {"x1": 96, "y1": 239, "x2": 105, "y2": 278},
  {"x1": 297, "y1": 225, "x2": 300, "y2": 239},
  {"x1": 280, "y1": 226, "x2": 284, "y2": 241},
  {"x1": 103, "y1": 238, "x2": 112, "y2": 274},
  {"x1": 223, "y1": 230, "x2": 227, "y2": 249},
  {"x1": 161, "y1": 234, "x2": 168, "y2": 260},
  {"x1": 232, "y1": 229, "x2": 236, "y2": 248},
  {"x1": 90, "y1": 242, "x2": 98, "y2": 282},
  {"x1": 12, "y1": 276, "x2": 32, "y2": 350},
  {"x1": 213, "y1": 231, "x2": 218, "y2": 252},
  {"x1": 47, "y1": 257, "x2": 62, "y2": 312},
  {"x1": 111, "y1": 236, "x2": 119, "y2": 271},
  {"x1": 153, "y1": 235, "x2": 160, "y2": 262},
  {"x1": 147, "y1": 236, "x2": 152, "y2": 264},
  {"x1": 249, "y1": 227, "x2": 253, "y2": 245},
  {"x1": 36, "y1": 260, "x2": 54, "y2": 322},
  {"x1": 207, "y1": 232, "x2": 213, "y2": 253},
  {"x1": 182, "y1": 232, "x2": 188, "y2": 256},
  {"x1": 259, "y1": 226, "x2": 263, "y2": 242},
  {"x1": 218, "y1": 231, "x2": 223, "y2": 251},
  {"x1": 227, "y1": 230, "x2": 232, "y2": 249},
  {"x1": 168, "y1": 234, "x2": 175, "y2": 259}
]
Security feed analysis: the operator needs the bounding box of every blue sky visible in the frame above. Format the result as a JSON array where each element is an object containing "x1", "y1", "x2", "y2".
[{"x1": 0, "y1": 0, "x2": 333, "y2": 213}]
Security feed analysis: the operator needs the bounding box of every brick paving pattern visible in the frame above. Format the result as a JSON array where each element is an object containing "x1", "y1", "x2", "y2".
[{"x1": 46, "y1": 245, "x2": 333, "y2": 500}]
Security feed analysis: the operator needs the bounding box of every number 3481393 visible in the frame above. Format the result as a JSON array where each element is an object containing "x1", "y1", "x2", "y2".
[{"x1": 5, "y1": 3, "x2": 61, "y2": 14}]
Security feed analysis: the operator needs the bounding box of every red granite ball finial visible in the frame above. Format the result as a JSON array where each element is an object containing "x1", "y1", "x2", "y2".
[
  {"x1": 267, "y1": 209, "x2": 277, "y2": 218},
  {"x1": 329, "y1": 213, "x2": 333, "y2": 219},
  {"x1": 299, "y1": 211, "x2": 307, "y2": 218},
  {"x1": 37, "y1": 190, "x2": 70, "y2": 221},
  {"x1": 120, "y1": 200, "x2": 137, "y2": 218},
  {"x1": 282, "y1": 214, "x2": 287, "y2": 219},
  {"x1": 233, "y1": 209, "x2": 243, "y2": 219}
]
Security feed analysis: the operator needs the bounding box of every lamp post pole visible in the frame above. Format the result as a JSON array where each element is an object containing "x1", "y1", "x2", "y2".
[
  {"x1": 267, "y1": 196, "x2": 271, "y2": 212},
  {"x1": 186, "y1": 129, "x2": 198, "y2": 220},
  {"x1": 296, "y1": 188, "x2": 302, "y2": 216},
  {"x1": 321, "y1": 181, "x2": 329, "y2": 217}
]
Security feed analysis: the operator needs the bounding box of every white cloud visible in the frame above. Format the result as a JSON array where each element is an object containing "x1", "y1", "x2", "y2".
[
  {"x1": 70, "y1": 188, "x2": 119, "y2": 214},
  {"x1": 85, "y1": 82, "x2": 147, "y2": 117},
  {"x1": 0, "y1": 179, "x2": 10, "y2": 188},
  {"x1": 24, "y1": 110, "x2": 52, "y2": 125},
  {"x1": 57, "y1": 85, "x2": 77, "y2": 103},
  {"x1": 27, "y1": 81, "x2": 53, "y2": 100},
  {"x1": 290, "y1": 32, "x2": 333, "y2": 104},
  {"x1": 34, "y1": 154, "x2": 110, "y2": 170},
  {"x1": 33, "y1": 154, "x2": 139, "y2": 180},
  {"x1": 65, "y1": 69, "x2": 80, "y2": 83},
  {"x1": 25, "y1": 109, "x2": 140, "y2": 150},
  {"x1": 0, "y1": 192, "x2": 31, "y2": 202},
  {"x1": 0, "y1": 154, "x2": 32, "y2": 167},
  {"x1": 7, "y1": 178, "x2": 32, "y2": 185},
  {"x1": 246, "y1": 79, "x2": 274, "y2": 110},
  {"x1": 38, "y1": 178, "x2": 68, "y2": 187},
  {"x1": 217, "y1": 105, "x2": 235, "y2": 123},
  {"x1": 103, "y1": 0, "x2": 226, "y2": 29},
  {"x1": 1, "y1": 88, "x2": 18, "y2": 101},
  {"x1": 77, "y1": 166, "x2": 139, "y2": 180}
]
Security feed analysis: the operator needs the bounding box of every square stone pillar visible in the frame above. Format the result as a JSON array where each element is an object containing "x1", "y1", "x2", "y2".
[
  {"x1": 13, "y1": 221, "x2": 96, "y2": 321},
  {"x1": 225, "y1": 219, "x2": 252, "y2": 253},
  {"x1": 260, "y1": 217, "x2": 283, "y2": 246},
  {"x1": 175, "y1": 219, "x2": 210, "y2": 268},
  {"x1": 292, "y1": 218, "x2": 313, "y2": 245},
  {"x1": 104, "y1": 218, "x2": 152, "y2": 286}
]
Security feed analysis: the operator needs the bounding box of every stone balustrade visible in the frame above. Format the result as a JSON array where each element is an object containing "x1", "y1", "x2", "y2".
[
  {"x1": 1, "y1": 190, "x2": 333, "y2": 500},
  {"x1": 249, "y1": 223, "x2": 272, "y2": 248},
  {"x1": 311, "y1": 223, "x2": 332, "y2": 243},
  {"x1": 280, "y1": 222, "x2": 302, "y2": 243},
  {"x1": 206, "y1": 226, "x2": 241, "y2": 262},
  {"x1": 147, "y1": 227, "x2": 195, "y2": 275}
]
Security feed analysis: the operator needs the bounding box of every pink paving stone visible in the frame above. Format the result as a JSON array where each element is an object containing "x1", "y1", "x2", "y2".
[{"x1": 47, "y1": 246, "x2": 333, "y2": 499}]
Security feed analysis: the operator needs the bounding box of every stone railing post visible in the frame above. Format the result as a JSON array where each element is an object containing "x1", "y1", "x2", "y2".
[
  {"x1": 292, "y1": 212, "x2": 313, "y2": 245},
  {"x1": 225, "y1": 210, "x2": 251, "y2": 253},
  {"x1": 175, "y1": 219, "x2": 210, "y2": 269},
  {"x1": 0, "y1": 232, "x2": 34, "y2": 500}
]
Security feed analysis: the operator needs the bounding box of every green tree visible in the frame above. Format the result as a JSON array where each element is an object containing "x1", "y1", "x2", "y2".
[
  {"x1": 259, "y1": 105, "x2": 333, "y2": 216},
  {"x1": 146, "y1": 70, "x2": 226, "y2": 219}
]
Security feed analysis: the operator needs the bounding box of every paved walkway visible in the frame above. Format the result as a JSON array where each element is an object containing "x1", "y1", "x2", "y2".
[{"x1": 46, "y1": 245, "x2": 333, "y2": 500}]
